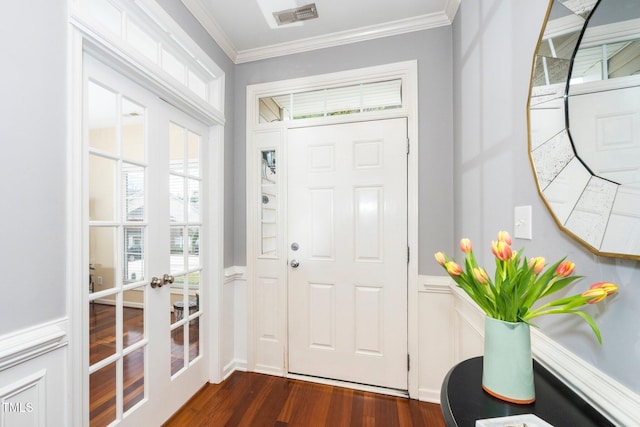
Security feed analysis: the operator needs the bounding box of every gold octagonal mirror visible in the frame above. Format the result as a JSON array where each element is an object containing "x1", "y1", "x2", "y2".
[{"x1": 528, "y1": 0, "x2": 640, "y2": 260}]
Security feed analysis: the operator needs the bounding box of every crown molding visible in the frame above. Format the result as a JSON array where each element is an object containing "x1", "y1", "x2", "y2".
[
  {"x1": 235, "y1": 12, "x2": 453, "y2": 63},
  {"x1": 182, "y1": 0, "x2": 458, "y2": 64},
  {"x1": 181, "y1": 0, "x2": 239, "y2": 63}
]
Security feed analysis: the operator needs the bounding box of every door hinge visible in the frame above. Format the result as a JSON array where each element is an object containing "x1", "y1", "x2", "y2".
[
  {"x1": 407, "y1": 246, "x2": 410, "y2": 264},
  {"x1": 406, "y1": 137, "x2": 410, "y2": 155},
  {"x1": 407, "y1": 354, "x2": 410, "y2": 371}
]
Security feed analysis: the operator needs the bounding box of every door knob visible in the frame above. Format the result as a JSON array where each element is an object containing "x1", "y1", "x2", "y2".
[
  {"x1": 163, "y1": 274, "x2": 174, "y2": 285},
  {"x1": 290, "y1": 259, "x2": 300, "y2": 268},
  {"x1": 150, "y1": 276, "x2": 163, "y2": 288}
]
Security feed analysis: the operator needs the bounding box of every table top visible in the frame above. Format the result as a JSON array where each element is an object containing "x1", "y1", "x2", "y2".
[{"x1": 440, "y1": 357, "x2": 614, "y2": 427}]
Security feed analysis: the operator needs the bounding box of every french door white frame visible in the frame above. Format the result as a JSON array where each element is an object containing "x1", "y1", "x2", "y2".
[
  {"x1": 245, "y1": 60, "x2": 420, "y2": 398},
  {"x1": 67, "y1": 2, "x2": 225, "y2": 425}
]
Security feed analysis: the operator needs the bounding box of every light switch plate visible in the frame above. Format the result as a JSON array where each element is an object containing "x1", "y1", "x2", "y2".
[{"x1": 514, "y1": 205, "x2": 532, "y2": 239}]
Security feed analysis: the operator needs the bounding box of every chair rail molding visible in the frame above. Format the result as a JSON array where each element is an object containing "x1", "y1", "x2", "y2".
[{"x1": 0, "y1": 318, "x2": 68, "y2": 372}]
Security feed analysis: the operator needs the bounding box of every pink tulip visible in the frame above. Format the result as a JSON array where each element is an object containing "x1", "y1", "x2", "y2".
[
  {"x1": 528, "y1": 257, "x2": 545, "y2": 274},
  {"x1": 491, "y1": 240, "x2": 512, "y2": 261},
  {"x1": 497, "y1": 230, "x2": 512, "y2": 246},
  {"x1": 555, "y1": 261, "x2": 575, "y2": 277},
  {"x1": 434, "y1": 252, "x2": 447, "y2": 266},
  {"x1": 445, "y1": 261, "x2": 463, "y2": 276},
  {"x1": 473, "y1": 267, "x2": 489, "y2": 284},
  {"x1": 460, "y1": 238, "x2": 472, "y2": 254}
]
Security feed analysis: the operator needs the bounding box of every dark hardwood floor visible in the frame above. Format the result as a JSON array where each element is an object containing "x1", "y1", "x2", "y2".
[
  {"x1": 163, "y1": 371, "x2": 447, "y2": 427},
  {"x1": 90, "y1": 303, "x2": 446, "y2": 426}
]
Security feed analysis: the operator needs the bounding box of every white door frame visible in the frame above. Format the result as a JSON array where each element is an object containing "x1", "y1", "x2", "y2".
[
  {"x1": 67, "y1": 2, "x2": 225, "y2": 424},
  {"x1": 245, "y1": 60, "x2": 419, "y2": 398}
]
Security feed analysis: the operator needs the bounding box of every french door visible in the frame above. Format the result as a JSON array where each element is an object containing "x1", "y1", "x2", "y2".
[
  {"x1": 287, "y1": 119, "x2": 408, "y2": 390},
  {"x1": 85, "y1": 54, "x2": 208, "y2": 426}
]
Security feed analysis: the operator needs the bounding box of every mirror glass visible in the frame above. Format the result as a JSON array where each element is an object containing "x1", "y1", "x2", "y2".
[{"x1": 528, "y1": 0, "x2": 640, "y2": 259}]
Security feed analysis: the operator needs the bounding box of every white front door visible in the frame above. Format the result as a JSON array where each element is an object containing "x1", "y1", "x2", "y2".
[
  {"x1": 287, "y1": 118, "x2": 408, "y2": 390},
  {"x1": 85, "y1": 55, "x2": 208, "y2": 426}
]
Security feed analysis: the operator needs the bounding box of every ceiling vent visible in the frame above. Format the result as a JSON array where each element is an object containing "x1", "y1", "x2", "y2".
[{"x1": 273, "y1": 3, "x2": 318, "y2": 26}]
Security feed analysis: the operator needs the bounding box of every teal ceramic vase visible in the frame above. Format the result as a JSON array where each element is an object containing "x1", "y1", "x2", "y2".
[{"x1": 482, "y1": 316, "x2": 535, "y2": 404}]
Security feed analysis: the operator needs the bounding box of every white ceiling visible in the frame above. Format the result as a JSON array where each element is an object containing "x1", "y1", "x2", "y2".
[{"x1": 181, "y1": 0, "x2": 460, "y2": 63}]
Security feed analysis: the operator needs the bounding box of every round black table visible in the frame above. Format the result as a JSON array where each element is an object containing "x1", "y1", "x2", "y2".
[{"x1": 440, "y1": 357, "x2": 614, "y2": 427}]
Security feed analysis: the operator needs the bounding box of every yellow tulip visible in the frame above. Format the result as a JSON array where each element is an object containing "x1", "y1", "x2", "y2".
[
  {"x1": 460, "y1": 238, "x2": 472, "y2": 254},
  {"x1": 445, "y1": 261, "x2": 462, "y2": 276},
  {"x1": 434, "y1": 252, "x2": 447, "y2": 266},
  {"x1": 528, "y1": 257, "x2": 545, "y2": 274}
]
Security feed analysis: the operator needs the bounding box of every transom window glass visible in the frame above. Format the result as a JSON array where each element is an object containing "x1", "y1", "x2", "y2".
[{"x1": 259, "y1": 79, "x2": 402, "y2": 123}]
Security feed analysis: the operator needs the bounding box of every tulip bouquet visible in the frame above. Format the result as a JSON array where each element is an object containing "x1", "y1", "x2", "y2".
[{"x1": 435, "y1": 231, "x2": 618, "y2": 343}]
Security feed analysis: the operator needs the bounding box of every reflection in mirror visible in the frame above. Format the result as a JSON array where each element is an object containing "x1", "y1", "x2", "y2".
[
  {"x1": 261, "y1": 150, "x2": 277, "y2": 256},
  {"x1": 528, "y1": 0, "x2": 640, "y2": 259}
]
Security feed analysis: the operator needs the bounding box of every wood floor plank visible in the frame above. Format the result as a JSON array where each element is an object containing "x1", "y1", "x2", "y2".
[{"x1": 163, "y1": 372, "x2": 446, "y2": 427}]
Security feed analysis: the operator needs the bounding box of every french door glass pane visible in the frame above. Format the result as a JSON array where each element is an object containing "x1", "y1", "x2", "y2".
[
  {"x1": 90, "y1": 303, "x2": 116, "y2": 364},
  {"x1": 189, "y1": 317, "x2": 200, "y2": 363},
  {"x1": 88, "y1": 81, "x2": 117, "y2": 154},
  {"x1": 123, "y1": 227, "x2": 144, "y2": 283},
  {"x1": 89, "y1": 227, "x2": 117, "y2": 292},
  {"x1": 90, "y1": 361, "x2": 116, "y2": 427},
  {"x1": 187, "y1": 179, "x2": 200, "y2": 222},
  {"x1": 89, "y1": 155, "x2": 116, "y2": 222},
  {"x1": 121, "y1": 98, "x2": 145, "y2": 162},
  {"x1": 170, "y1": 227, "x2": 185, "y2": 274},
  {"x1": 169, "y1": 175, "x2": 185, "y2": 223},
  {"x1": 187, "y1": 131, "x2": 200, "y2": 176},
  {"x1": 123, "y1": 164, "x2": 145, "y2": 221},
  {"x1": 169, "y1": 123, "x2": 184, "y2": 173},
  {"x1": 123, "y1": 347, "x2": 145, "y2": 413},
  {"x1": 122, "y1": 287, "x2": 145, "y2": 347},
  {"x1": 171, "y1": 326, "x2": 185, "y2": 376}
]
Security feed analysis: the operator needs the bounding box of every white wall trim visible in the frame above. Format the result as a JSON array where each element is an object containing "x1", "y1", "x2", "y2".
[
  {"x1": 531, "y1": 329, "x2": 640, "y2": 427},
  {"x1": 0, "y1": 319, "x2": 68, "y2": 373},
  {"x1": 224, "y1": 266, "x2": 247, "y2": 284}
]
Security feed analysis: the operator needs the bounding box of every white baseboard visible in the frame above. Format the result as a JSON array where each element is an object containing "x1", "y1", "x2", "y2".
[
  {"x1": 222, "y1": 358, "x2": 247, "y2": 381},
  {"x1": 418, "y1": 387, "x2": 441, "y2": 403}
]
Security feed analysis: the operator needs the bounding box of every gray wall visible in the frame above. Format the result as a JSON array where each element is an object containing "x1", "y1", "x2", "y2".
[
  {"x1": 234, "y1": 28, "x2": 455, "y2": 269},
  {"x1": 0, "y1": 2, "x2": 67, "y2": 335},
  {"x1": 453, "y1": 0, "x2": 640, "y2": 393},
  {"x1": 156, "y1": 0, "x2": 237, "y2": 268}
]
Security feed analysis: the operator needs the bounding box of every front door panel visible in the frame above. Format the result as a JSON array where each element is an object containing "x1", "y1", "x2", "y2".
[{"x1": 287, "y1": 118, "x2": 408, "y2": 390}]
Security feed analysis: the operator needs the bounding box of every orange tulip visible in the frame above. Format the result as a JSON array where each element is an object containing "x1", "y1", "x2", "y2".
[
  {"x1": 434, "y1": 252, "x2": 447, "y2": 266},
  {"x1": 555, "y1": 260, "x2": 575, "y2": 277},
  {"x1": 460, "y1": 238, "x2": 473, "y2": 254},
  {"x1": 491, "y1": 240, "x2": 512, "y2": 261},
  {"x1": 445, "y1": 261, "x2": 463, "y2": 276},
  {"x1": 497, "y1": 230, "x2": 512, "y2": 246},
  {"x1": 528, "y1": 257, "x2": 545, "y2": 274}
]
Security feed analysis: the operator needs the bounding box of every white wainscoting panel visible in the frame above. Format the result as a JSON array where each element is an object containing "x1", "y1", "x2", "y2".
[
  {"x1": 221, "y1": 266, "x2": 247, "y2": 380},
  {"x1": 417, "y1": 276, "x2": 454, "y2": 402},
  {"x1": 0, "y1": 319, "x2": 68, "y2": 427}
]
